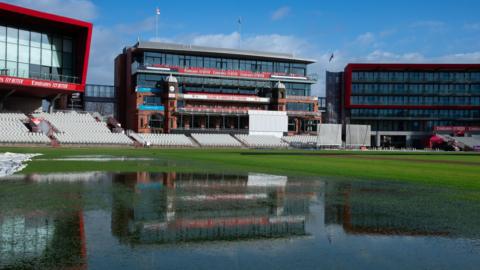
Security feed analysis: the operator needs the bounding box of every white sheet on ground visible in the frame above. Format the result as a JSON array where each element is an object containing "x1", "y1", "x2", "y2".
[{"x1": 0, "y1": 152, "x2": 41, "y2": 178}]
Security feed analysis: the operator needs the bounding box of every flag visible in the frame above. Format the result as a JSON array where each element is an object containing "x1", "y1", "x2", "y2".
[
  {"x1": 156, "y1": 7, "x2": 160, "y2": 15},
  {"x1": 329, "y1": 53, "x2": 334, "y2": 62}
]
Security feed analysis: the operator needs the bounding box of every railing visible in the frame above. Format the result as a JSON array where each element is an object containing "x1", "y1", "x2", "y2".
[
  {"x1": 286, "y1": 95, "x2": 318, "y2": 101},
  {"x1": 287, "y1": 111, "x2": 322, "y2": 116},
  {"x1": 138, "y1": 64, "x2": 318, "y2": 81},
  {"x1": 0, "y1": 69, "x2": 80, "y2": 84},
  {"x1": 177, "y1": 107, "x2": 250, "y2": 115}
]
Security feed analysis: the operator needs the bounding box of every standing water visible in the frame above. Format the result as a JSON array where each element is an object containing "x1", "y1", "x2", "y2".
[{"x1": 0, "y1": 171, "x2": 479, "y2": 269}]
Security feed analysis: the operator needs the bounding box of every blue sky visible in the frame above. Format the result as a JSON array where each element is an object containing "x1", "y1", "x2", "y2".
[{"x1": 5, "y1": 0, "x2": 480, "y2": 95}]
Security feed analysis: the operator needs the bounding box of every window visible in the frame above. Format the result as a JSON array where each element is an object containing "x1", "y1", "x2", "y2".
[
  {"x1": 30, "y1": 47, "x2": 41, "y2": 65},
  {"x1": 0, "y1": 26, "x2": 5, "y2": 42},
  {"x1": 63, "y1": 38, "x2": 72, "y2": 52},
  {"x1": 0, "y1": 41, "x2": 5, "y2": 60},
  {"x1": 41, "y1": 48, "x2": 52, "y2": 66},
  {"x1": 6, "y1": 43, "x2": 17, "y2": 61},
  {"x1": 18, "y1": 45, "x2": 29, "y2": 63},
  {"x1": 7, "y1": 27, "x2": 18, "y2": 44},
  {"x1": 144, "y1": 96, "x2": 161, "y2": 106},
  {"x1": 30, "y1": 32, "x2": 41, "y2": 48},
  {"x1": 18, "y1": 30, "x2": 29, "y2": 46}
]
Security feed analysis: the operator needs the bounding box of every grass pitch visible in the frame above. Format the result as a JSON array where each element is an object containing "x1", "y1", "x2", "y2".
[{"x1": 1, "y1": 146, "x2": 480, "y2": 190}]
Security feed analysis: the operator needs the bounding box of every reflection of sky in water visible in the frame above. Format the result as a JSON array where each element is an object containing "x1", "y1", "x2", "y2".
[{"x1": 0, "y1": 171, "x2": 479, "y2": 269}]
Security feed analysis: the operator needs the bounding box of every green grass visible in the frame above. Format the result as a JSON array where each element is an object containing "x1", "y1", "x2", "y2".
[{"x1": 1, "y1": 146, "x2": 480, "y2": 190}]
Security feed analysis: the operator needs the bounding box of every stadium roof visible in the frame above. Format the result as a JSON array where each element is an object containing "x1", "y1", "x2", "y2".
[{"x1": 133, "y1": 41, "x2": 316, "y2": 64}]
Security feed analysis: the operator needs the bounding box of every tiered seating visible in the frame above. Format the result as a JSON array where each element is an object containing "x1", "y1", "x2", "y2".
[
  {"x1": 54, "y1": 133, "x2": 133, "y2": 145},
  {"x1": 138, "y1": 133, "x2": 195, "y2": 147},
  {"x1": 282, "y1": 135, "x2": 317, "y2": 146},
  {"x1": 454, "y1": 137, "x2": 480, "y2": 149},
  {"x1": 236, "y1": 135, "x2": 289, "y2": 148},
  {"x1": 33, "y1": 111, "x2": 133, "y2": 145},
  {"x1": 0, "y1": 113, "x2": 51, "y2": 144},
  {"x1": 191, "y1": 133, "x2": 242, "y2": 147}
]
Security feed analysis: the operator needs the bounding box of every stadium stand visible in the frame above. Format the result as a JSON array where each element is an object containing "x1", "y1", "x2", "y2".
[
  {"x1": 0, "y1": 113, "x2": 51, "y2": 145},
  {"x1": 282, "y1": 135, "x2": 317, "y2": 147},
  {"x1": 236, "y1": 135, "x2": 289, "y2": 148},
  {"x1": 138, "y1": 133, "x2": 195, "y2": 147},
  {"x1": 191, "y1": 133, "x2": 243, "y2": 147},
  {"x1": 452, "y1": 137, "x2": 480, "y2": 150},
  {"x1": 32, "y1": 111, "x2": 134, "y2": 145}
]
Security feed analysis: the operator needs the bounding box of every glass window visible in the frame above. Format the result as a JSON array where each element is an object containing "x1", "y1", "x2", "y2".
[
  {"x1": 41, "y1": 48, "x2": 52, "y2": 66},
  {"x1": 62, "y1": 53, "x2": 72, "y2": 68},
  {"x1": 18, "y1": 62, "x2": 29, "y2": 78},
  {"x1": 63, "y1": 38, "x2": 72, "y2": 52},
  {"x1": 18, "y1": 45, "x2": 29, "y2": 63},
  {"x1": 30, "y1": 32, "x2": 41, "y2": 48},
  {"x1": 52, "y1": 50, "x2": 62, "y2": 67},
  {"x1": 30, "y1": 47, "x2": 41, "y2": 65},
  {"x1": 7, "y1": 27, "x2": 18, "y2": 44},
  {"x1": 0, "y1": 26, "x2": 5, "y2": 42},
  {"x1": 0, "y1": 42, "x2": 5, "y2": 60},
  {"x1": 6, "y1": 43, "x2": 17, "y2": 61},
  {"x1": 6, "y1": 61, "x2": 17, "y2": 76},
  {"x1": 41, "y1": 34, "x2": 51, "y2": 49},
  {"x1": 18, "y1": 30, "x2": 29, "y2": 46},
  {"x1": 52, "y1": 37, "x2": 62, "y2": 51}
]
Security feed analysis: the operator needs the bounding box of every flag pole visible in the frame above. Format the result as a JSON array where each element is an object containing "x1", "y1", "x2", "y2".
[
  {"x1": 238, "y1": 16, "x2": 242, "y2": 49},
  {"x1": 155, "y1": 7, "x2": 160, "y2": 40}
]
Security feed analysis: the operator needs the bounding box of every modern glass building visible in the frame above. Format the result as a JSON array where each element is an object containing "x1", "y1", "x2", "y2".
[
  {"x1": 0, "y1": 2, "x2": 92, "y2": 113},
  {"x1": 326, "y1": 64, "x2": 480, "y2": 148},
  {"x1": 84, "y1": 84, "x2": 116, "y2": 117},
  {"x1": 115, "y1": 41, "x2": 320, "y2": 134}
]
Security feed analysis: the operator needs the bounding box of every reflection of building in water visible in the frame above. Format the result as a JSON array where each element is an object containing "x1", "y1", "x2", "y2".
[
  {"x1": 324, "y1": 182, "x2": 450, "y2": 236},
  {"x1": 0, "y1": 210, "x2": 86, "y2": 269},
  {"x1": 112, "y1": 172, "x2": 317, "y2": 244}
]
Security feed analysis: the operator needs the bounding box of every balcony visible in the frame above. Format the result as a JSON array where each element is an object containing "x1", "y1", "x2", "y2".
[
  {"x1": 177, "y1": 107, "x2": 250, "y2": 115},
  {"x1": 286, "y1": 95, "x2": 318, "y2": 101},
  {"x1": 0, "y1": 68, "x2": 80, "y2": 84},
  {"x1": 179, "y1": 93, "x2": 270, "y2": 103}
]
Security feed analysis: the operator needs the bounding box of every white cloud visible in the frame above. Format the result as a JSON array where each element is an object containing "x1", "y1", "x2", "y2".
[
  {"x1": 271, "y1": 6, "x2": 291, "y2": 21},
  {"x1": 4, "y1": 0, "x2": 98, "y2": 21},
  {"x1": 464, "y1": 23, "x2": 480, "y2": 31},
  {"x1": 86, "y1": 26, "x2": 124, "y2": 84},
  {"x1": 355, "y1": 32, "x2": 375, "y2": 45},
  {"x1": 410, "y1": 20, "x2": 446, "y2": 32}
]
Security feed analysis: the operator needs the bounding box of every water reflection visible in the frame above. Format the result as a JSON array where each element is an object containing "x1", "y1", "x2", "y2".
[
  {"x1": 111, "y1": 172, "x2": 319, "y2": 245},
  {"x1": 1, "y1": 171, "x2": 480, "y2": 269}
]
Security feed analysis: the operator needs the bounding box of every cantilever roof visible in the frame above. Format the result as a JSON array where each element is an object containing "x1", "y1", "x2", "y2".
[{"x1": 134, "y1": 41, "x2": 316, "y2": 64}]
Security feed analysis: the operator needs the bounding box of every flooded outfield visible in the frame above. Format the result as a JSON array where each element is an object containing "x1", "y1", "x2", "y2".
[{"x1": 1, "y1": 171, "x2": 480, "y2": 269}]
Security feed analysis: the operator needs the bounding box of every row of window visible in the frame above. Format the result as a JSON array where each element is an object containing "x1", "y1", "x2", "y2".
[
  {"x1": 143, "y1": 96, "x2": 162, "y2": 106},
  {"x1": 286, "y1": 103, "x2": 314, "y2": 112},
  {"x1": 352, "y1": 71, "x2": 480, "y2": 82},
  {"x1": 141, "y1": 52, "x2": 308, "y2": 75},
  {"x1": 85, "y1": 85, "x2": 115, "y2": 98},
  {"x1": 136, "y1": 74, "x2": 312, "y2": 96},
  {"x1": 350, "y1": 95, "x2": 480, "y2": 106},
  {"x1": 352, "y1": 120, "x2": 476, "y2": 132},
  {"x1": 351, "y1": 83, "x2": 480, "y2": 95},
  {"x1": 350, "y1": 109, "x2": 480, "y2": 118},
  {"x1": 0, "y1": 25, "x2": 75, "y2": 82}
]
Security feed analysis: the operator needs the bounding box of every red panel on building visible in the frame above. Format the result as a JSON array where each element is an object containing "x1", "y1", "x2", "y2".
[{"x1": 0, "y1": 2, "x2": 92, "y2": 94}]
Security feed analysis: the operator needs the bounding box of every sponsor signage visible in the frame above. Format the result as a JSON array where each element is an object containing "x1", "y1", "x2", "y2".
[
  {"x1": 0, "y1": 75, "x2": 82, "y2": 91},
  {"x1": 146, "y1": 64, "x2": 308, "y2": 80},
  {"x1": 138, "y1": 105, "x2": 165, "y2": 111},
  {"x1": 181, "y1": 93, "x2": 270, "y2": 103},
  {"x1": 434, "y1": 126, "x2": 480, "y2": 132}
]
